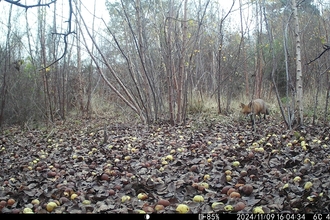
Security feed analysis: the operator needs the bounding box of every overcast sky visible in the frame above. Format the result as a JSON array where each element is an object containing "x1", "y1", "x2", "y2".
[
  {"x1": 0, "y1": 0, "x2": 239, "y2": 34},
  {"x1": 0, "y1": 0, "x2": 240, "y2": 60}
]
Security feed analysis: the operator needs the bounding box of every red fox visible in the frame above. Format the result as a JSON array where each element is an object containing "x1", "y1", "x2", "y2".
[{"x1": 240, "y1": 99, "x2": 269, "y2": 126}]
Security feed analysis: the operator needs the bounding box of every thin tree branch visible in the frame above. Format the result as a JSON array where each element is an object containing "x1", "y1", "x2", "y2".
[
  {"x1": 4, "y1": 0, "x2": 56, "y2": 9},
  {"x1": 306, "y1": 44, "x2": 330, "y2": 65},
  {"x1": 7, "y1": 0, "x2": 75, "y2": 71},
  {"x1": 38, "y1": 0, "x2": 75, "y2": 71}
]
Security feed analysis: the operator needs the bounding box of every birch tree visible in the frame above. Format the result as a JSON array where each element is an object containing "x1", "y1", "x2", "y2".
[{"x1": 292, "y1": 0, "x2": 303, "y2": 125}]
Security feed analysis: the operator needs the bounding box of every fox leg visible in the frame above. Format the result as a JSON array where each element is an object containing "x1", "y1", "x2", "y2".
[{"x1": 250, "y1": 114, "x2": 255, "y2": 127}]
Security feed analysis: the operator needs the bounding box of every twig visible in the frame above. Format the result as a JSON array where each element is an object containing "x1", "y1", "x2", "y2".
[
  {"x1": 306, "y1": 44, "x2": 330, "y2": 65},
  {"x1": 5, "y1": 0, "x2": 75, "y2": 71},
  {"x1": 4, "y1": 0, "x2": 56, "y2": 10},
  {"x1": 38, "y1": 0, "x2": 75, "y2": 72}
]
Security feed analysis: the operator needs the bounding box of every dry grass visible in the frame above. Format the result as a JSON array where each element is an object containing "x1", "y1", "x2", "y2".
[
  {"x1": 186, "y1": 90, "x2": 330, "y2": 126},
  {"x1": 86, "y1": 90, "x2": 329, "y2": 126},
  {"x1": 89, "y1": 94, "x2": 140, "y2": 124}
]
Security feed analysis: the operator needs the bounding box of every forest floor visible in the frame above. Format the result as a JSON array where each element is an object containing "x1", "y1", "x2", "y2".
[{"x1": 0, "y1": 115, "x2": 330, "y2": 214}]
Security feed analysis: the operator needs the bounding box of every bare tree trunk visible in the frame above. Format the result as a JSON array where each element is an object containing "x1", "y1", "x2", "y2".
[
  {"x1": 239, "y1": 0, "x2": 249, "y2": 98},
  {"x1": 292, "y1": 0, "x2": 303, "y2": 126},
  {"x1": 262, "y1": 0, "x2": 289, "y2": 129},
  {"x1": 313, "y1": 63, "x2": 321, "y2": 125},
  {"x1": 52, "y1": 1, "x2": 63, "y2": 120},
  {"x1": 39, "y1": 7, "x2": 53, "y2": 123},
  {"x1": 86, "y1": 0, "x2": 97, "y2": 119},
  {"x1": 226, "y1": 14, "x2": 245, "y2": 114},
  {"x1": 254, "y1": 2, "x2": 264, "y2": 99},
  {"x1": 119, "y1": 0, "x2": 159, "y2": 124},
  {"x1": 0, "y1": 5, "x2": 13, "y2": 127},
  {"x1": 322, "y1": 14, "x2": 330, "y2": 124},
  {"x1": 313, "y1": 66, "x2": 330, "y2": 124},
  {"x1": 135, "y1": 0, "x2": 151, "y2": 123},
  {"x1": 61, "y1": 59, "x2": 67, "y2": 120},
  {"x1": 325, "y1": 73, "x2": 330, "y2": 123},
  {"x1": 217, "y1": 36, "x2": 223, "y2": 114},
  {"x1": 216, "y1": 2, "x2": 234, "y2": 115},
  {"x1": 164, "y1": 1, "x2": 175, "y2": 125},
  {"x1": 176, "y1": 0, "x2": 188, "y2": 124},
  {"x1": 76, "y1": 8, "x2": 146, "y2": 123},
  {"x1": 76, "y1": 1, "x2": 84, "y2": 117},
  {"x1": 283, "y1": 13, "x2": 293, "y2": 129}
]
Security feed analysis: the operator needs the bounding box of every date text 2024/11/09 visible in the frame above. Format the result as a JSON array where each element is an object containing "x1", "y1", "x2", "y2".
[{"x1": 197, "y1": 214, "x2": 330, "y2": 220}]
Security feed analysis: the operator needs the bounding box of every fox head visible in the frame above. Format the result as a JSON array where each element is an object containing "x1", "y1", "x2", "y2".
[{"x1": 240, "y1": 103, "x2": 251, "y2": 115}]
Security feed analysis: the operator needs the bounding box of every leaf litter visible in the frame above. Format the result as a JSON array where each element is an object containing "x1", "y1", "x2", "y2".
[{"x1": 0, "y1": 117, "x2": 329, "y2": 213}]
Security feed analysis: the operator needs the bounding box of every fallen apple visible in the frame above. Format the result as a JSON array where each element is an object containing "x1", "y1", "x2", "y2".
[
  {"x1": 137, "y1": 193, "x2": 148, "y2": 200},
  {"x1": 121, "y1": 195, "x2": 131, "y2": 203},
  {"x1": 176, "y1": 204, "x2": 189, "y2": 213},
  {"x1": 224, "y1": 205, "x2": 233, "y2": 211},
  {"x1": 304, "y1": 181, "x2": 313, "y2": 190},
  {"x1": 232, "y1": 161, "x2": 240, "y2": 167},
  {"x1": 211, "y1": 202, "x2": 224, "y2": 210},
  {"x1": 155, "y1": 204, "x2": 165, "y2": 211},
  {"x1": 46, "y1": 201, "x2": 58, "y2": 212},
  {"x1": 7, "y1": 198, "x2": 15, "y2": 206},
  {"x1": 253, "y1": 206, "x2": 264, "y2": 214},
  {"x1": 293, "y1": 176, "x2": 301, "y2": 183},
  {"x1": 192, "y1": 195, "x2": 204, "y2": 202},
  {"x1": 23, "y1": 207, "x2": 33, "y2": 214}
]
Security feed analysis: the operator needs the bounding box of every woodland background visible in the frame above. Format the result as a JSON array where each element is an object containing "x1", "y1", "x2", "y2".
[
  {"x1": 1, "y1": 0, "x2": 330, "y2": 214},
  {"x1": 0, "y1": 0, "x2": 329, "y2": 128}
]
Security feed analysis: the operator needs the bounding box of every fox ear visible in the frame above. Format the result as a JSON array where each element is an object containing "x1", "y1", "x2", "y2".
[{"x1": 240, "y1": 103, "x2": 245, "y2": 108}]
